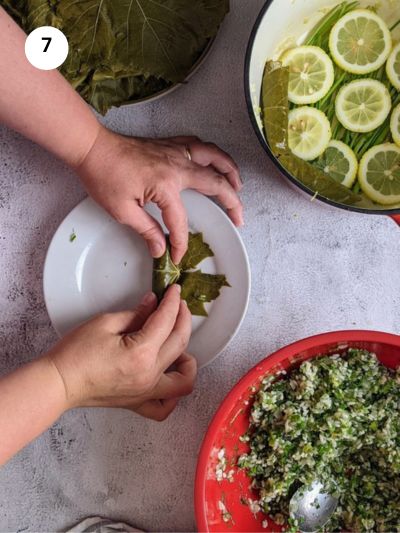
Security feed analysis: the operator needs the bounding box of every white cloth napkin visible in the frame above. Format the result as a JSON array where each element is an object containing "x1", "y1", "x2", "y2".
[{"x1": 66, "y1": 517, "x2": 144, "y2": 533}]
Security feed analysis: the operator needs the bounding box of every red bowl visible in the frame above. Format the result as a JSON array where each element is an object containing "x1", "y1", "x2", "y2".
[{"x1": 195, "y1": 330, "x2": 400, "y2": 533}]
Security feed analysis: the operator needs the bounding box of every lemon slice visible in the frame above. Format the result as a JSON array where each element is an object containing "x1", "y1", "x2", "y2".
[
  {"x1": 288, "y1": 107, "x2": 331, "y2": 161},
  {"x1": 329, "y1": 9, "x2": 392, "y2": 74},
  {"x1": 281, "y1": 45, "x2": 335, "y2": 105},
  {"x1": 390, "y1": 103, "x2": 400, "y2": 147},
  {"x1": 335, "y1": 79, "x2": 391, "y2": 133},
  {"x1": 314, "y1": 140, "x2": 358, "y2": 187},
  {"x1": 358, "y1": 143, "x2": 400, "y2": 205},
  {"x1": 386, "y1": 42, "x2": 400, "y2": 91}
]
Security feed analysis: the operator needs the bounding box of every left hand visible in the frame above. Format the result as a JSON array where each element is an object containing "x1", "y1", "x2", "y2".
[
  {"x1": 76, "y1": 127, "x2": 243, "y2": 263},
  {"x1": 47, "y1": 285, "x2": 196, "y2": 420}
]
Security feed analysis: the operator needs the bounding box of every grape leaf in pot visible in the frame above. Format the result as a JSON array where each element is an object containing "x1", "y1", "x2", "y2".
[{"x1": 179, "y1": 232, "x2": 214, "y2": 270}]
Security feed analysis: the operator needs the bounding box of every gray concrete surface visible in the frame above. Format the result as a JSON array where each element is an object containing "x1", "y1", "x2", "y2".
[{"x1": 1, "y1": 1, "x2": 400, "y2": 531}]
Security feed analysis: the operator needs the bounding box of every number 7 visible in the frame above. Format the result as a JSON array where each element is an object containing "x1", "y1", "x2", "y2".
[{"x1": 42, "y1": 37, "x2": 52, "y2": 52}]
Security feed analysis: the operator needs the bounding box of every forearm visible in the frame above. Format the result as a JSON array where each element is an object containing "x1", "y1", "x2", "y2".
[
  {"x1": 0, "y1": 356, "x2": 67, "y2": 465},
  {"x1": 0, "y1": 7, "x2": 101, "y2": 168}
]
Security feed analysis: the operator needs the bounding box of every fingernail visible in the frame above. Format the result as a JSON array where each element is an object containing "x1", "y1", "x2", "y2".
[
  {"x1": 141, "y1": 291, "x2": 157, "y2": 305},
  {"x1": 174, "y1": 284, "x2": 182, "y2": 293},
  {"x1": 149, "y1": 241, "x2": 165, "y2": 258}
]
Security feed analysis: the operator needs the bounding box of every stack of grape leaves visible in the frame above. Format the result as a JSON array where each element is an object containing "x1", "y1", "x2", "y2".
[{"x1": 1, "y1": 0, "x2": 229, "y2": 113}]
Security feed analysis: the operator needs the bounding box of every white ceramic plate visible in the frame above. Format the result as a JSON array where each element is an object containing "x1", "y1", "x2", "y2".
[{"x1": 43, "y1": 191, "x2": 250, "y2": 367}]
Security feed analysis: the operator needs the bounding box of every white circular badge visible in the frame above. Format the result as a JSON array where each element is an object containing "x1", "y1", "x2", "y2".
[{"x1": 25, "y1": 26, "x2": 69, "y2": 70}]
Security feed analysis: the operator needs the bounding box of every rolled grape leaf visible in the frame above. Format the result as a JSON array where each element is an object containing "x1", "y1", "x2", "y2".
[
  {"x1": 261, "y1": 61, "x2": 374, "y2": 207},
  {"x1": 152, "y1": 240, "x2": 180, "y2": 302},
  {"x1": 180, "y1": 271, "x2": 230, "y2": 317},
  {"x1": 152, "y1": 233, "x2": 229, "y2": 316}
]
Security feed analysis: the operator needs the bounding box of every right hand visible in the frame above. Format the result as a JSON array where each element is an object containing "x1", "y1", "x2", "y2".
[
  {"x1": 46, "y1": 285, "x2": 196, "y2": 421},
  {"x1": 77, "y1": 129, "x2": 243, "y2": 263}
]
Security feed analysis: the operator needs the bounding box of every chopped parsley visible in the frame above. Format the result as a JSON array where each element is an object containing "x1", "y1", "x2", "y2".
[{"x1": 238, "y1": 349, "x2": 400, "y2": 532}]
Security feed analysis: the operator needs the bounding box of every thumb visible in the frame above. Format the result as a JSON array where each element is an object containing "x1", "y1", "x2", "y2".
[
  {"x1": 125, "y1": 204, "x2": 166, "y2": 258},
  {"x1": 131, "y1": 398, "x2": 179, "y2": 421},
  {"x1": 106, "y1": 291, "x2": 158, "y2": 333}
]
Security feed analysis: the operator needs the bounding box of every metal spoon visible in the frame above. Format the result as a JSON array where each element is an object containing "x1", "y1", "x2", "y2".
[{"x1": 289, "y1": 480, "x2": 338, "y2": 533}]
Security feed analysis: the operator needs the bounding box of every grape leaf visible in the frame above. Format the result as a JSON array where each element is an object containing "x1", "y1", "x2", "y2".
[
  {"x1": 1, "y1": 0, "x2": 229, "y2": 114},
  {"x1": 179, "y1": 232, "x2": 214, "y2": 271},
  {"x1": 0, "y1": 0, "x2": 25, "y2": 24},
  {"x1": 180, "y1": 271, "x2": 230, "y2": 317},
  {"x1": 152, "y1": 233, "x2": 229, "y2": 317},
  {"x1": 82, "y1": 74, "x2": 169, "y2": 115}
]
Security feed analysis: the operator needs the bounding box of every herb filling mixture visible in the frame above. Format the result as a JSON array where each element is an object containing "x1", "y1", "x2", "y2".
[{"x1": 238, "y1": 350, "x2": 400, "y2": 532}]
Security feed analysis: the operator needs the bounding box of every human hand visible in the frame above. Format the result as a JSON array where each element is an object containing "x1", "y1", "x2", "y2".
[
  {"x1": 46, "y1": 285, "x2": 197, "y2": 421},
  {"x1": 76, "y1": 127, "x2": 243, "y2": 263}
]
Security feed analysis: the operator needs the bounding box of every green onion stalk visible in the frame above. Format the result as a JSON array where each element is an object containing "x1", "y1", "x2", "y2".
[{"x1": 304, "y1": 1, "x2": 399, "y2": 166}]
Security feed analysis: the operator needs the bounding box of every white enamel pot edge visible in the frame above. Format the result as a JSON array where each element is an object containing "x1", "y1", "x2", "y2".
[{"x1": 244, "y1": 0, "x2": 400, "y2": 224}]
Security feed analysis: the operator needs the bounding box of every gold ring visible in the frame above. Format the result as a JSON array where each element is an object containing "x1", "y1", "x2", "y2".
[{"x1": 184, "y1": 146, "x2": 192, "y2": 161}]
